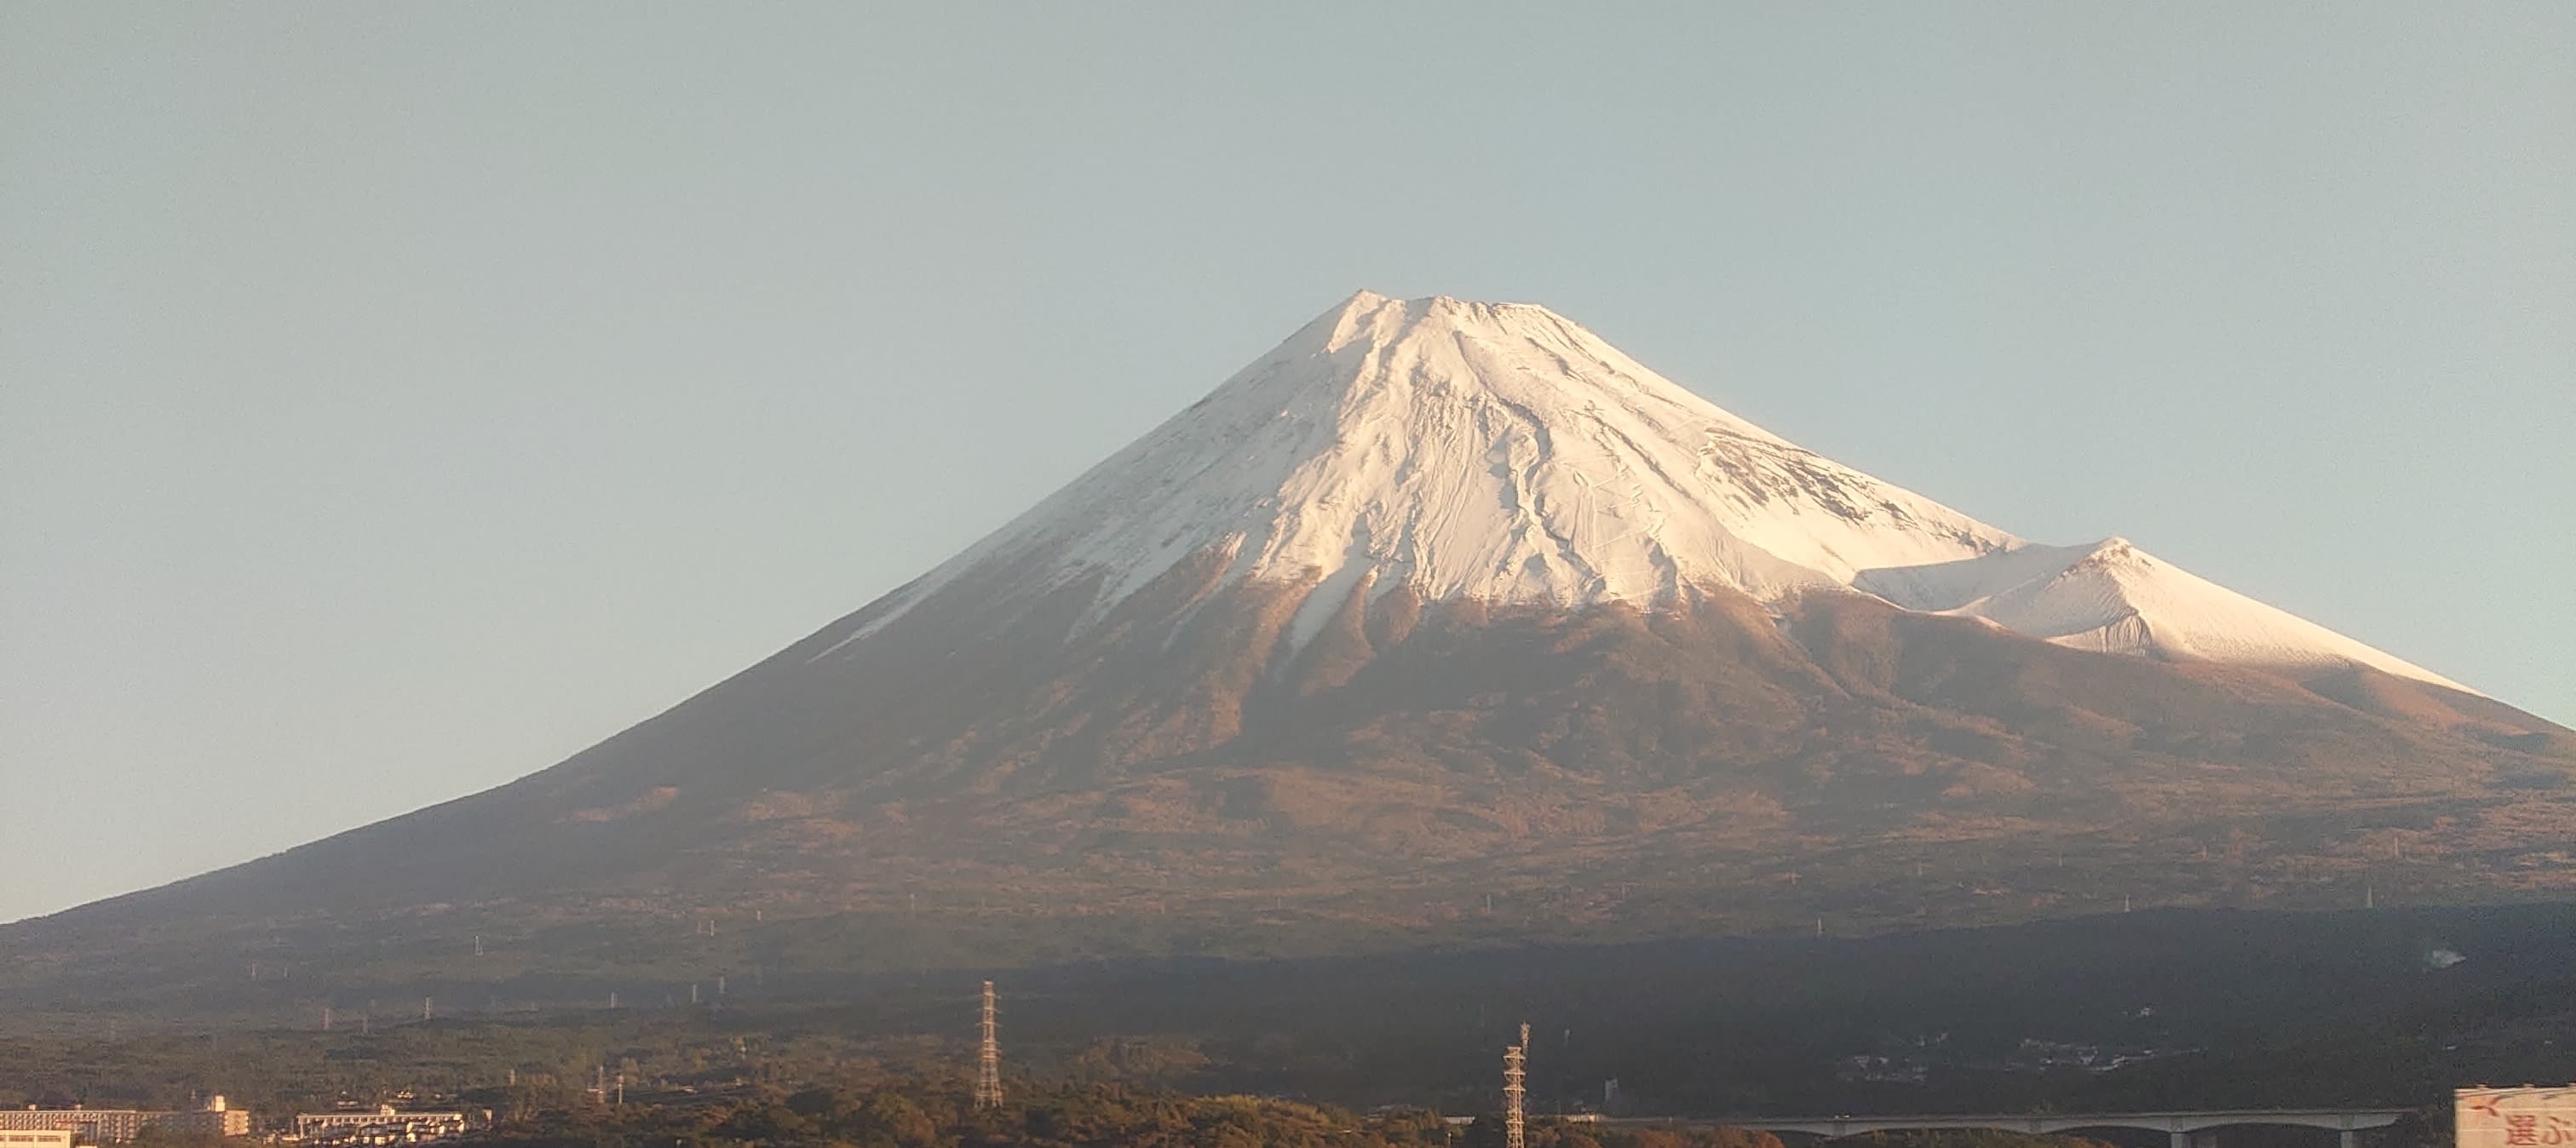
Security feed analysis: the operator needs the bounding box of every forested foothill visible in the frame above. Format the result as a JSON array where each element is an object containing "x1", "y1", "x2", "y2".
[{"x1": 6, "y1": 902, "x2": 2567, "y2": 1139}]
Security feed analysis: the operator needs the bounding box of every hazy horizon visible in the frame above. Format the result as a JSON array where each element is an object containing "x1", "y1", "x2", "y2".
[{"x1": 4, "y1": 3, "x2": 2569, "y2": 925}]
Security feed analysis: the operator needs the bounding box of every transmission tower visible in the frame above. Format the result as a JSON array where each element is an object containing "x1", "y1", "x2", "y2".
[
  {"x1": 1504, "y1": 1021, "x2": 1529, "y2": 1148},
  {"x1": 974, "y1": 980, "x2": 1003, "y2": 1110}
]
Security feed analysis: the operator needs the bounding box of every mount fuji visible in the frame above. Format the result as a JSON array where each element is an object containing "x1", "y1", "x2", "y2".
[{"x1": 8, "y1": 291, "x2": 2565, "y2": 1009}]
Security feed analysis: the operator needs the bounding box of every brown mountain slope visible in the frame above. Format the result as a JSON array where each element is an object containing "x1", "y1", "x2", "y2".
[{"x1": 32, "y1": 555, "x2": 2568, "y2": 960}]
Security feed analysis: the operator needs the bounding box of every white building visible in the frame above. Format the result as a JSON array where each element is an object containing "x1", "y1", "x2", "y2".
[
  {"x1": 0, "y1": 1098, "x2": 249, "y2": 1143},
  {"x1": 293, "y1": 1107, "x2": 467, "y2": 1145}
]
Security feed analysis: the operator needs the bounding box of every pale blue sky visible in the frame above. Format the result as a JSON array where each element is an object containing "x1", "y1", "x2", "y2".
[{"x1": 4, "y1": 4, "x2": 2569, "y2": 924}]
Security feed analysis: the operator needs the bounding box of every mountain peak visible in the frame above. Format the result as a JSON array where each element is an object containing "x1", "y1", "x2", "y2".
[
  {"x1": 834, "y1": 291, "x2": 2015, "y2": 653},
  {"x1": 1307, "y1": 290, "x2": 1587, "y2": 365},
  {"x1": 1855, "y1": 534, "x2": 2471, "y2": 692}
]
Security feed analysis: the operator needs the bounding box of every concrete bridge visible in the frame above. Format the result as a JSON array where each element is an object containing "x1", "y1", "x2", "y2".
[{"x1": 1617, "y1": 1109, "x2": 2411, "y2": 1148}]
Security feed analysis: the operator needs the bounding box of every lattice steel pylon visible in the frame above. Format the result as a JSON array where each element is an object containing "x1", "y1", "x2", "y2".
[
  {"x1": 1504, "y1": 1021, "x2": 1529, "y2": 1148},
  {"x1": 974, "y1": 980, "x2": 1003, "y2": 1110}
]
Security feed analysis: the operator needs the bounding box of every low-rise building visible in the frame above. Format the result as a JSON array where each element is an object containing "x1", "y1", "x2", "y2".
[
  {"x1": 0, "y1": 1110, "x2": 152, "y2": 1144},
  {"x1": 293, "y1": 1107, "x2": 466, "y2": 1145},
  {"x1": 0, "y1": 1131, "x2": 77, "y2": 1148},
  {"x1": 154, "y1": 1098, "x2": 250, "y2": 1139},
  {"x1": 0, "y1": 1098, "x2": 250, "y2": 1143}
]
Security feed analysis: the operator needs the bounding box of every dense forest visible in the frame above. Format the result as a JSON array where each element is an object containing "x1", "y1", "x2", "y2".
[
  {"x1": 66, "y1": 1083, "x2": 2453, "y2": 1148},
  {"x1": 457, "y1": 1083, "x2": 1786, "y2": 1148},
  {"x1": 0, "y1": 906, "x2": 2556, "y2": 1145}
]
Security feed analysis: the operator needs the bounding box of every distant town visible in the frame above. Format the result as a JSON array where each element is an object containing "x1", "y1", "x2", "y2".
[{"x1": 1, "y1": 1099, "x2": 465, "y2": 1147}]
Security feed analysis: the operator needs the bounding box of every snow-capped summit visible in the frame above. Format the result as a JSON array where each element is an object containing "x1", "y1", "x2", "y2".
[
  {"x1": 833, "y1": 290, "x2": 2467, "y2": 692},
  {"x1": 845, "y1": 291, "x2": 2012, "y2": 633}
]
